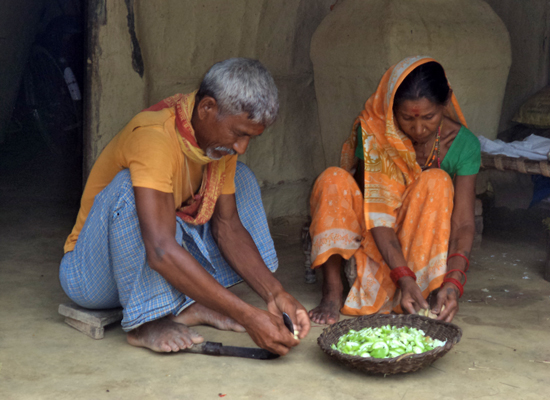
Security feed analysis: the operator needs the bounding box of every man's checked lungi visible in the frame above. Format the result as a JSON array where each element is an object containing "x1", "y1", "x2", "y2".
[{"x1": 59, "y1": 162, "x2": 278, "y2": 331}]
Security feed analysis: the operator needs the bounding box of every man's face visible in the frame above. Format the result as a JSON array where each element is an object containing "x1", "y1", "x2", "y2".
[{"x1": 193, "y1": 97, "x2": 265, "y2": 160}]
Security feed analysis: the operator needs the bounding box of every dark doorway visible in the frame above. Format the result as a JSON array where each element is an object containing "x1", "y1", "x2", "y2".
[{"x1": 0, "y1": 0, "x2": 85, "y2": 217}]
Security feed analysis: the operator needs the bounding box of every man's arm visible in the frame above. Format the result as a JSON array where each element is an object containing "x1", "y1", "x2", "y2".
[
  {"x1": 133, "y1": 186, "x2": 299, "y2": 354},
  {"x1": 211, "y1": 193, "x2": 311, "y2": 339}
]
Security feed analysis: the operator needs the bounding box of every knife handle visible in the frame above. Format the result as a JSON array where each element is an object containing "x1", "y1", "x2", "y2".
[{"x1": 182, "y1": 341, "x2": 223, "y2": 355}]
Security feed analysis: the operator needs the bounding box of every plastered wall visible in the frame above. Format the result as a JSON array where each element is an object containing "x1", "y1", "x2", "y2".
[
  {"x1": 484, "y1": 0, "x2": 550, "y2": 132},
  {"x1": 310, "y1": 0, "x2": 512, "y2": 167},
  {"x1": 86, "y1": 0, "x2": 550, "y2": 219},
  {"x1": 86, "y1": 0, "x2": 334, "y2": 219}
]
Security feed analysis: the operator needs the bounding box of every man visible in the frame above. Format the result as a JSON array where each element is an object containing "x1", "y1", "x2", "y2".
[{"x1": 60, "y1": 58, "x2": 310, "y2": 355}]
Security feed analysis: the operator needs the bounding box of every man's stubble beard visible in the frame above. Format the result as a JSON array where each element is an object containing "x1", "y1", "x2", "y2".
[{"x1": 206, "y1": 146, "x2": 237, "y2": 160}]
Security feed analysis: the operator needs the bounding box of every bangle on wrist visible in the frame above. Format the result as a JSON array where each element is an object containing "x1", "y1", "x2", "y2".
[
  {"x1": 390, "y1": 266, "x2": 416, "y2": 287},
  {"x1": 447, "y1": 253, "x2": 470, "y2": 272},
  {"x1": 445, "y1": 269, "x2": 467, "y2": 285},
  {"x1": 442, "y1": 278, "x2": 464, "y2": 298},
  {"x1": 441, "y1": 269, "x2": 467, "y2": 298}
]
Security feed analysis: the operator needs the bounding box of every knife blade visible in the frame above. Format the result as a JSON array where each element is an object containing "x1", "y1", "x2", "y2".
[
  {"x1": 182, "y1": 341, "x2": 280, "y2": 360},
  {"x1": 282, "y1": 312, "x2": 294, "y2": 334}
]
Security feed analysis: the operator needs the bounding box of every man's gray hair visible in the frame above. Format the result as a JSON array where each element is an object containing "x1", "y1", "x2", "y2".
[{"x1": 197, "y1": 58, "x2": 279, "y2": 126}]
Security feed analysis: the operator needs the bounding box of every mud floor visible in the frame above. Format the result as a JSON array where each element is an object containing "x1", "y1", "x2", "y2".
[{"x1": 1, "y1": 146, "x2": 549, "y2": 399}]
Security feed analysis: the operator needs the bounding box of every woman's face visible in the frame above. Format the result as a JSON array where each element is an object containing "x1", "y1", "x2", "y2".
[{"x1": 393, "y1": 97, "x2": 445, "y2": 144}]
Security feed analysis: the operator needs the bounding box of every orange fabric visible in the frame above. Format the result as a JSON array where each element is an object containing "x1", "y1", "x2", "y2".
[
  {"x1": 64, "y1": 92, "x2": 237, "y2": 253},
  {"x1": 340, "y1": 56, "x2": 467, "y2": 231},
  {"x1": 309, "y1": 167, "x2": 453, "y2": 315}
]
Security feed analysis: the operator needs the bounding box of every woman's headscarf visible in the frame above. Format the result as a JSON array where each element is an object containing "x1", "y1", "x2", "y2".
[{"x1": 340, "y1": 56, "x2": 467, "y2": 230}]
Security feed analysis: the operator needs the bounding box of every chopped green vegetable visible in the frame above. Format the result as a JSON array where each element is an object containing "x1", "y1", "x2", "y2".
[{"x1": 330, "y1": 325, "x2": 446, "y2": 359}]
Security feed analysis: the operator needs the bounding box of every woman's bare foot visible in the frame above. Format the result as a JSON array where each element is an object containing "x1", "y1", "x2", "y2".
[
  {"x1": 127, "y1": 317, "x2": 204, "y2": 352},
  {"x1": 308, "y1": 294, "x2": 343, "y2": 325},
  {"x1": 308, "y1": 254, "x2": 344, "y2": 325},
  {"x1": 171, "y1": 303, "x2": 246, "y2": 332}
]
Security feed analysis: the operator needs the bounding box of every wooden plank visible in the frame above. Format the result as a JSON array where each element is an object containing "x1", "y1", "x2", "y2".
[
  {"x1": 480, "y1": 153, "x2": 550, "y2": 177},
  {"x1": 58, "y1": 302, "x2": 122, "y2": 328},
  {"x1": 64, "y1": 317, "x2": 105, "y2": 340}
]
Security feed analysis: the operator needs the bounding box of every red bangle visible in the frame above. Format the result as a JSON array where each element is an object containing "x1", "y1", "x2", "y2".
[
  {"x1": 448, "y1": 253, "x2": 470, "y2": 272},
  {"x1": 390, "y1": 266, "x2": 416, "y2": 286},
  {"x1": 445, "y1": 269, "x2": 467, "y2": 286},
  {"x1": 442, "y1": 278, "x2": 464, "y2": 298}
]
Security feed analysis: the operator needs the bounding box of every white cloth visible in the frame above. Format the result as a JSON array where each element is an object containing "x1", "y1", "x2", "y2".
[{"x1": 479, "y1": 134, "x2": 550, "y2": 161}]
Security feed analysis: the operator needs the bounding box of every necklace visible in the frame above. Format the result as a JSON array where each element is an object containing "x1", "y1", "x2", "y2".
[{"x1": 421, "y1": 124, "x2": 441, "y2": 170}]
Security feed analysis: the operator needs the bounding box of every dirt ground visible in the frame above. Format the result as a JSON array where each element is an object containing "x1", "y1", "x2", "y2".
[{"x1": 1, "y1": 145, "x2": 549, "y2": 400}]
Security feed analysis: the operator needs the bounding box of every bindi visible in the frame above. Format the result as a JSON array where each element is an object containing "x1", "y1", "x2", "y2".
[{"x1": 411, "y1": 107, "x2": 420, "y2": 117}]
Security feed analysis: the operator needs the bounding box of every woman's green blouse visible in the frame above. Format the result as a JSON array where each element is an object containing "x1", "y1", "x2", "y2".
[{"x1": 355, "y1": 125, "x2": 481, "y2": 178}]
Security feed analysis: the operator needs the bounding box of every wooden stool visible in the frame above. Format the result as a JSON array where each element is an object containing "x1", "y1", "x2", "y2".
[{"x1": 58, "y1": 302, "x2": 123, "y2": 339}]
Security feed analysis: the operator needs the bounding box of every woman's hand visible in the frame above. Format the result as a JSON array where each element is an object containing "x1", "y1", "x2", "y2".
[
  {"x1": 432, "y1": 282, "x2": 460, "y2": 322},
  {"x1": 399, "y1": 276, "x2": 429, "y2": 315}
]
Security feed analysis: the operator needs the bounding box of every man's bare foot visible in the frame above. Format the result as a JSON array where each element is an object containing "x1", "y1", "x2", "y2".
[
  {"x1": 127, "y1": 317, "x2": 204, "y2": 352},
  {"x1": 171, "y1": 303, "x2": 246, "y2": 332}
]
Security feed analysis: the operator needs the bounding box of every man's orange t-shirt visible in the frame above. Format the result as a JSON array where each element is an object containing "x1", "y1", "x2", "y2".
[{"x1": 64, "y1": 107, "x2": 237, "y2": 253}]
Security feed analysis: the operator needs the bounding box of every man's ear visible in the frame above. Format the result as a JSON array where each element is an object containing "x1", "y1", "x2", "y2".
[{"x1": 196, "y1": 96, "x2": 218, "y2": 120}]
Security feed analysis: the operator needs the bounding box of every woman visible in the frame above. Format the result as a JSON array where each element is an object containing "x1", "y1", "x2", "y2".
[{"x1": 308, "y1": 56, "x2": 480, "y2": 324}]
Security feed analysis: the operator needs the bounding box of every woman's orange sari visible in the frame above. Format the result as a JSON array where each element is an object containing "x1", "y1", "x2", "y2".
[{"x1": 309, "y1": 56, "x2": 467, "y2": 315}]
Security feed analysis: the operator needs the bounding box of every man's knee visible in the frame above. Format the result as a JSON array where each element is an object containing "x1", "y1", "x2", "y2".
[
  {"x1": 235, "y1": 161, "x2": 260, "y2": 193},
  {"x1": 236, "y1": 161, "x2": 254, "y2": 178}
]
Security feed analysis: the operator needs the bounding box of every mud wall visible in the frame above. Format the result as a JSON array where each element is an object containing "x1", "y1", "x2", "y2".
[
  {"x1": 85, "y1": 0, "x2": 334, "y2": 219},
  {"x1": 311, "y1": 0, "x2": 512, "y2": 167},
  {"x1": 86, "y1": 1, "x2": 549, "y2": 218},
  {"x1": 484, "y1": 0, "x2": 550, "y2": 132}
]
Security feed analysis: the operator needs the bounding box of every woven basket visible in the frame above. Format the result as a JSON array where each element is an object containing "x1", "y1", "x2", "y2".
[{"x1": 317, "y1": 314, "x2": 462, "y2": 375}]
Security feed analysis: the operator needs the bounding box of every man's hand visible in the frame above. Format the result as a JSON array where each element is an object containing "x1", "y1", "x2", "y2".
[
  {"x1": 399, "y1": 276, "x2": 429, "y2": 315},
  {"x1": 433, "y1": 283, "x2": 459, "y2": 322},
  {"x1": 267, "y1": 291, "x2": 311, "y2": 340},
  {"x1": 241, "y1": 308, "x2": 300, "y2": 355},
  {"x1": 213, "y1": 193, "x2": 310, "y2": 342}
]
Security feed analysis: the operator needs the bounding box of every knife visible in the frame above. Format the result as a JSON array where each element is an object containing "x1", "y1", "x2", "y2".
[
  {"x1": 182, "y1": 313, "x2": 296, "y2": 360},
  {"x1": 282, "y1": 312, "x2": 294, "y2": 335},
  {"x1": 182, "y1": 341, "x2": 280, "y2": 360}
]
